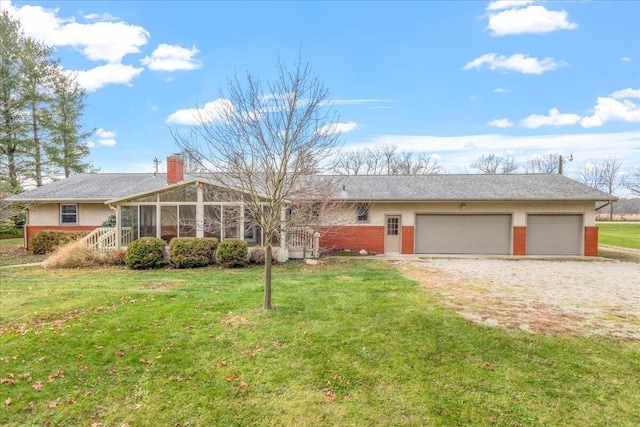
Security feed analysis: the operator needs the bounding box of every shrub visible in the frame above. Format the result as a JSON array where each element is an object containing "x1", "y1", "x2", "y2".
[
  {"x1": 169, "y1": 237, "x2": 219, "y2": 268},
  {"x1": 216, "y1": 239, "x2": 248, "y2": 268},
  {"x1": 102, "y1": 213, "x2": 116, "y2": 227},
  {"x1": 249, "y1": 245, "x2": 278, "y2": 265},
  {"x1": 125, "y1": 237, "x2": 166, "y2": 270},
  {"x1": 31, "y1": 230, "x2": 87, "y2": 254},
  {"x1": 42, "y1": 241, "x2": 102, "y2": 269},
  {"x1": 100, "y1": 249, "x2": 127, "y2": 266}
]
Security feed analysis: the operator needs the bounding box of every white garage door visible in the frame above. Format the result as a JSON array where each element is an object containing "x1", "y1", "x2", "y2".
[
  {"x1": 527, "y1": 214, "x2": 582, "y2": 255},
  {"x1": 415, "y1": 214, "x2": 512, "y2": 254}
]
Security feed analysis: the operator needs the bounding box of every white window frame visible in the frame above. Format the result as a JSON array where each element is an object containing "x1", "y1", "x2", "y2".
[
  {"x1": 356, "y1": 203, "x2": 370, "y2": 223},
  {"x1": 60, "y1": 204, "x2": 78, "y2": 224}
]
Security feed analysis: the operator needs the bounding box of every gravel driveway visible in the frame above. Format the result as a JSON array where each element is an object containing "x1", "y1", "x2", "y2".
[{"x1": 397, "y1": 253, "x2": 640, "y2": 339}]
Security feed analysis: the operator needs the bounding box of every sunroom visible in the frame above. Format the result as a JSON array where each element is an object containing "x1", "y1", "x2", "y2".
[{"x1": 82, "y1": 179, "x2": 318, "y2": 261}]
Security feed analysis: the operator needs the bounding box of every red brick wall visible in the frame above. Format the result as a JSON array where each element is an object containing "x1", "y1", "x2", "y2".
[
  {"x1": 584, "y1": 226, "x2": 598, "y2": 256},
  {"x1": 25, "y1": 225, "x2": 100, "y2": 250},
  {"x1": 401, "y1": 226, "x2": 414, "y2": 254},
  {"x1": 513, "y1": 226, "x2": 526, "y2": 255},
  {"x1": 167, "y1": 154, "x2": 184, "y2": 184},
  {"x1": 319, "y1": 226, "x2": 384, "y2": 254}
]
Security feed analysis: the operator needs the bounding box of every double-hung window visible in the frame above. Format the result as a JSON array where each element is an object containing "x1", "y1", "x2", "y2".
[
  {"x1": 60, "y1": 204, "x2": 78, "y2": 224},
  {"x1": 356, "y1": 203, "x2": 369, "y2": 223}
]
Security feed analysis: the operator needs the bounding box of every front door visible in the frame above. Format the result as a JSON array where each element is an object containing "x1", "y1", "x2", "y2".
[{"x1": 385, "y1": 215, "x2": 401, "y2": 253}]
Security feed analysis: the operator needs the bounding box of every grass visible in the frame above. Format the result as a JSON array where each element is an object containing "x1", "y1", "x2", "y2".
[
  {"x1": 1, "y1": 260, "x2": 639, "y2": 426},
  {"x1": 0, "y1": 238, "x2": 46, "y2": 267},
  {"x1": 598, "y1": 222, "x2": 640, "y2": 250}
]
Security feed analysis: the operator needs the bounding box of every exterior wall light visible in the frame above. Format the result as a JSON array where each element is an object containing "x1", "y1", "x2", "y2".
[{"x1": 461, "y1": 203, "x2": 467, "y2": 210}]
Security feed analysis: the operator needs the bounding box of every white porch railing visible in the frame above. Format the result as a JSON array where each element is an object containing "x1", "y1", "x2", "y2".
[
  {"x1": 287, "y1": 227, "x2": 320, "y2": 259},
  {"x1": 81, "y1": 227, "x2": 117, "y2": 252}
]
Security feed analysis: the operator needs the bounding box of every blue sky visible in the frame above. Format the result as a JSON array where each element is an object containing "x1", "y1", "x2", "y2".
[{"x1": 2, "y1": 0, "x2": 639, "y2": 181}]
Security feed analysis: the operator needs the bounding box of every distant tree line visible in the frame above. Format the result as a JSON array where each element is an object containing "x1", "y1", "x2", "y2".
[{"x1": 1, "y1": 11, "x2": 94, "y2": 195}]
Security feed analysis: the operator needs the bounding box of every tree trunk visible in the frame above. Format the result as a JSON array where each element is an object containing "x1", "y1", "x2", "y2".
[
  {"x1": 263, "y1": 245, "x2": 273, "y2": 309},
  {"x1": 609, "y1": 202, "x2": 614, "y2": 221}
]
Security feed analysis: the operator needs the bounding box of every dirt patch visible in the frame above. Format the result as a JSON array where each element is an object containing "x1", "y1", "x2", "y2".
[{"x1": 397, "y1": 257, "x2": 640, "y2": 339}]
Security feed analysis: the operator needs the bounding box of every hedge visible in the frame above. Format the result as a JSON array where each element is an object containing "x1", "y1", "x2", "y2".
[
  {"x1": 216, "y1": 239, "x2": 248, "y2": 268},
  {"x1": 169, "y1": 237, "x2": 219, "y2": 268},
  {"x1": 30, "y1": 230, "x2": 88, "y2": 254},
  {"x1": 125, "y1": 237, "x2": 166, "y2": 269}
]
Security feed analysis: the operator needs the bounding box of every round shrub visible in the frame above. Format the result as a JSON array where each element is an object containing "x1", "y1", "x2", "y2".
[
  {"x1": 249, "y1": 245, "x2": 278, "y2": 265},
  {"x1": 216, "y1": 239, "x2": 248, "y2": 268},
  {"x1": 169, "y1": 237, "x2": 219, "y2": 268},
  {"x1": 125, "y1": 237, "x2": 166, "y2": 269},
  {"x1": 31, "y1": 230, "x2": 87, "y2": 254}
]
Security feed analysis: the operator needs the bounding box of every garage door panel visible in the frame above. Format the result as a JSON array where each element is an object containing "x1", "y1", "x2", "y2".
[
  {"x1": 527, "y1": 215, "x2": 582, "y2": 255},
  {"x1": 415, "y1": 214, "x2": 511, "y2": 254}
]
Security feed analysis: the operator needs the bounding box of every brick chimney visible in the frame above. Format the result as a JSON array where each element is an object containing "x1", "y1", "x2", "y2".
[{"x1": 167, "y1": 154, "x2": 184, "y2": 184}]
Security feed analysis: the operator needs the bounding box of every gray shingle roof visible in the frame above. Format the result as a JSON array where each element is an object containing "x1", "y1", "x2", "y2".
[
  {"x1": 5, "y1": 173, "x2": 172, "y2": 202},
  {"x1": 331, "y1": 174, "x2": 615, "y2": 201},
  {"x1": 5, "y1": 172, "x2": 615, "y2": 203}
]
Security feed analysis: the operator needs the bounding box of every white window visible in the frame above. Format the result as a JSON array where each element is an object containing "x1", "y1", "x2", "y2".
[
  {"x1": 60, "y1": 204, "x2": 78, "y2": 224},
  {"x1": 356, "y1": 203, "x2": 369, "y2": 222}
]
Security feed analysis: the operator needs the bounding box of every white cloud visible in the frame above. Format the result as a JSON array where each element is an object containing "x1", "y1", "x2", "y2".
[
  {"x1": 166, "y1": 99, "x2": 234, "y2": 125},
  {"x1": 141, "y1": 44, "x2": 202, "y2": 71},
  {"x1": 520, "y1": 108, "x2": 581, "y2": 128},
  {"x1": 487, "y1": 118, "x2": 514, "y2": 128},
  {"x1": 486, "y1": 1, "x2": 534, "y2": 11},
  {"x1": 86, "y1": 128, "x2": 117, "y2": 147},
  {"x1": 610, "y1": 88, "x2": 640, "y2": 99},
  {"x1": 318, "y1": 121, "x2": 358, "y2": 135},
  {"x1": 464, "y1": 53, "x2": 563, "y2": 74},
  {"x1": 487, "y1": 5, "x2": 577, "y2": 36},
  {"x1": 494, "y1": 88, "x2": 511, "y2": 93},
  {"x1": 580, "y1": 97, "x2": 640, "y2": 128},
  {"x1": 621, "y1": 57, "x2": 632, "y2": 62},
  {"x1": 7, "y1": 4, "x2": 149, "y2": 63},
  {"x1": 69, "y1": 63, "x2": 144, "y2": 92},
  {"x1": 96, "y1": 128, "x2": 116, "y2": 138}
]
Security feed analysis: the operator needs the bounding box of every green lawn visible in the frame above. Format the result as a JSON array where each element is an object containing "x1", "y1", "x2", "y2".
[
  {"x1": 598, "y1": 222, "x2": 640, "y2": 249},
  {"x1": 0, "y1": 238, "x2": 45, "y2": 267},
  {"x1": 1, "y1": 261, "x2": 639, "y2": 426}
]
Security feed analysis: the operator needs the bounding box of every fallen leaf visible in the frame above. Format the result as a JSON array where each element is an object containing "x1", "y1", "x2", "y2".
[
  {"x1": 27, "y1": 401, "x2": 35, "y2": 411},
  {"x1": 48, "y1": 370, "x2": 64, "y2": 382},
  {"x1": 79, "y1": 366, "x2": 90, "y2": 371},
  {"x1": 32, "y1": 381, "x2": 43, "y2": 391},
  {"x1": 115, "y1": 350, "x2": 125, "y2": 357},
  {"x1": 139, "y1": 359, "x2": 153, "y2": 366},
  {"x1": 4, "y1": 396, "x2": 10, "y2": 406},
  {"x1": 43, "y1": 400, "x2": 58, "y2": 408}
]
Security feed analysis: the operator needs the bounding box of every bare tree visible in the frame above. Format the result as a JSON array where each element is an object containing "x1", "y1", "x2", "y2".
[
  {"x1": 599, "y1": 157, "x2": 623, "y2": 220},
  {"x1": 576, "y1": 160, "x2": 603, "y2": 189},
  {"x1": 525, "y1": 154, "x2": 560, "y2": 174},
  {"x1": 577, "y1": 157, "x2": 623, "y2": 220},
  {"x1": 172, "y1": 61, "x2": 340, "y2": 310},
  {"x1": 332, "y1": 144, "x2": 443, "y2": 175},
  {"x1": 471, "y1": 154, "x2": 517, "y2": 174},
  {"x1": 624, "y1": 166, "x2": 640, "y2": 196}
]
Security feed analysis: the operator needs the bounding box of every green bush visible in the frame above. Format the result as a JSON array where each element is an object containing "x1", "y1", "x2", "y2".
[
  {"x1": 169, "y1": 237, "x2": 219, "y2": 268},
  {"x1": 125, "y1": 237, "x2": 166, "y2": 270},
  {"x1": 30, "y1": 230, "x2": 88, "y2": 254},
  {"x1": 0, "y1": 219, "x2": 22, "y2": 239},
  {"x1": 216, "y1": 239, "x2": 248, "y2": 268}
]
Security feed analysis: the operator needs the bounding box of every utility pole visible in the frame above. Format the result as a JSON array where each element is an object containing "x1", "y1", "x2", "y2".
[
  {"x1": 558, "y1": 154, "x2": 573, "y2": 175},
  {"x1": 153, "y1": 157, "x2": 162, "y2": 175}
]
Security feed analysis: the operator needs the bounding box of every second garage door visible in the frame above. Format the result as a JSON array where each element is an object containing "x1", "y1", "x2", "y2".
[
  {"x1": 527, "y1": 214, "x2": 582, "y2": 255},
  {"x1": 415, "y1": 214, "x2": 511, "y2": 254}
]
